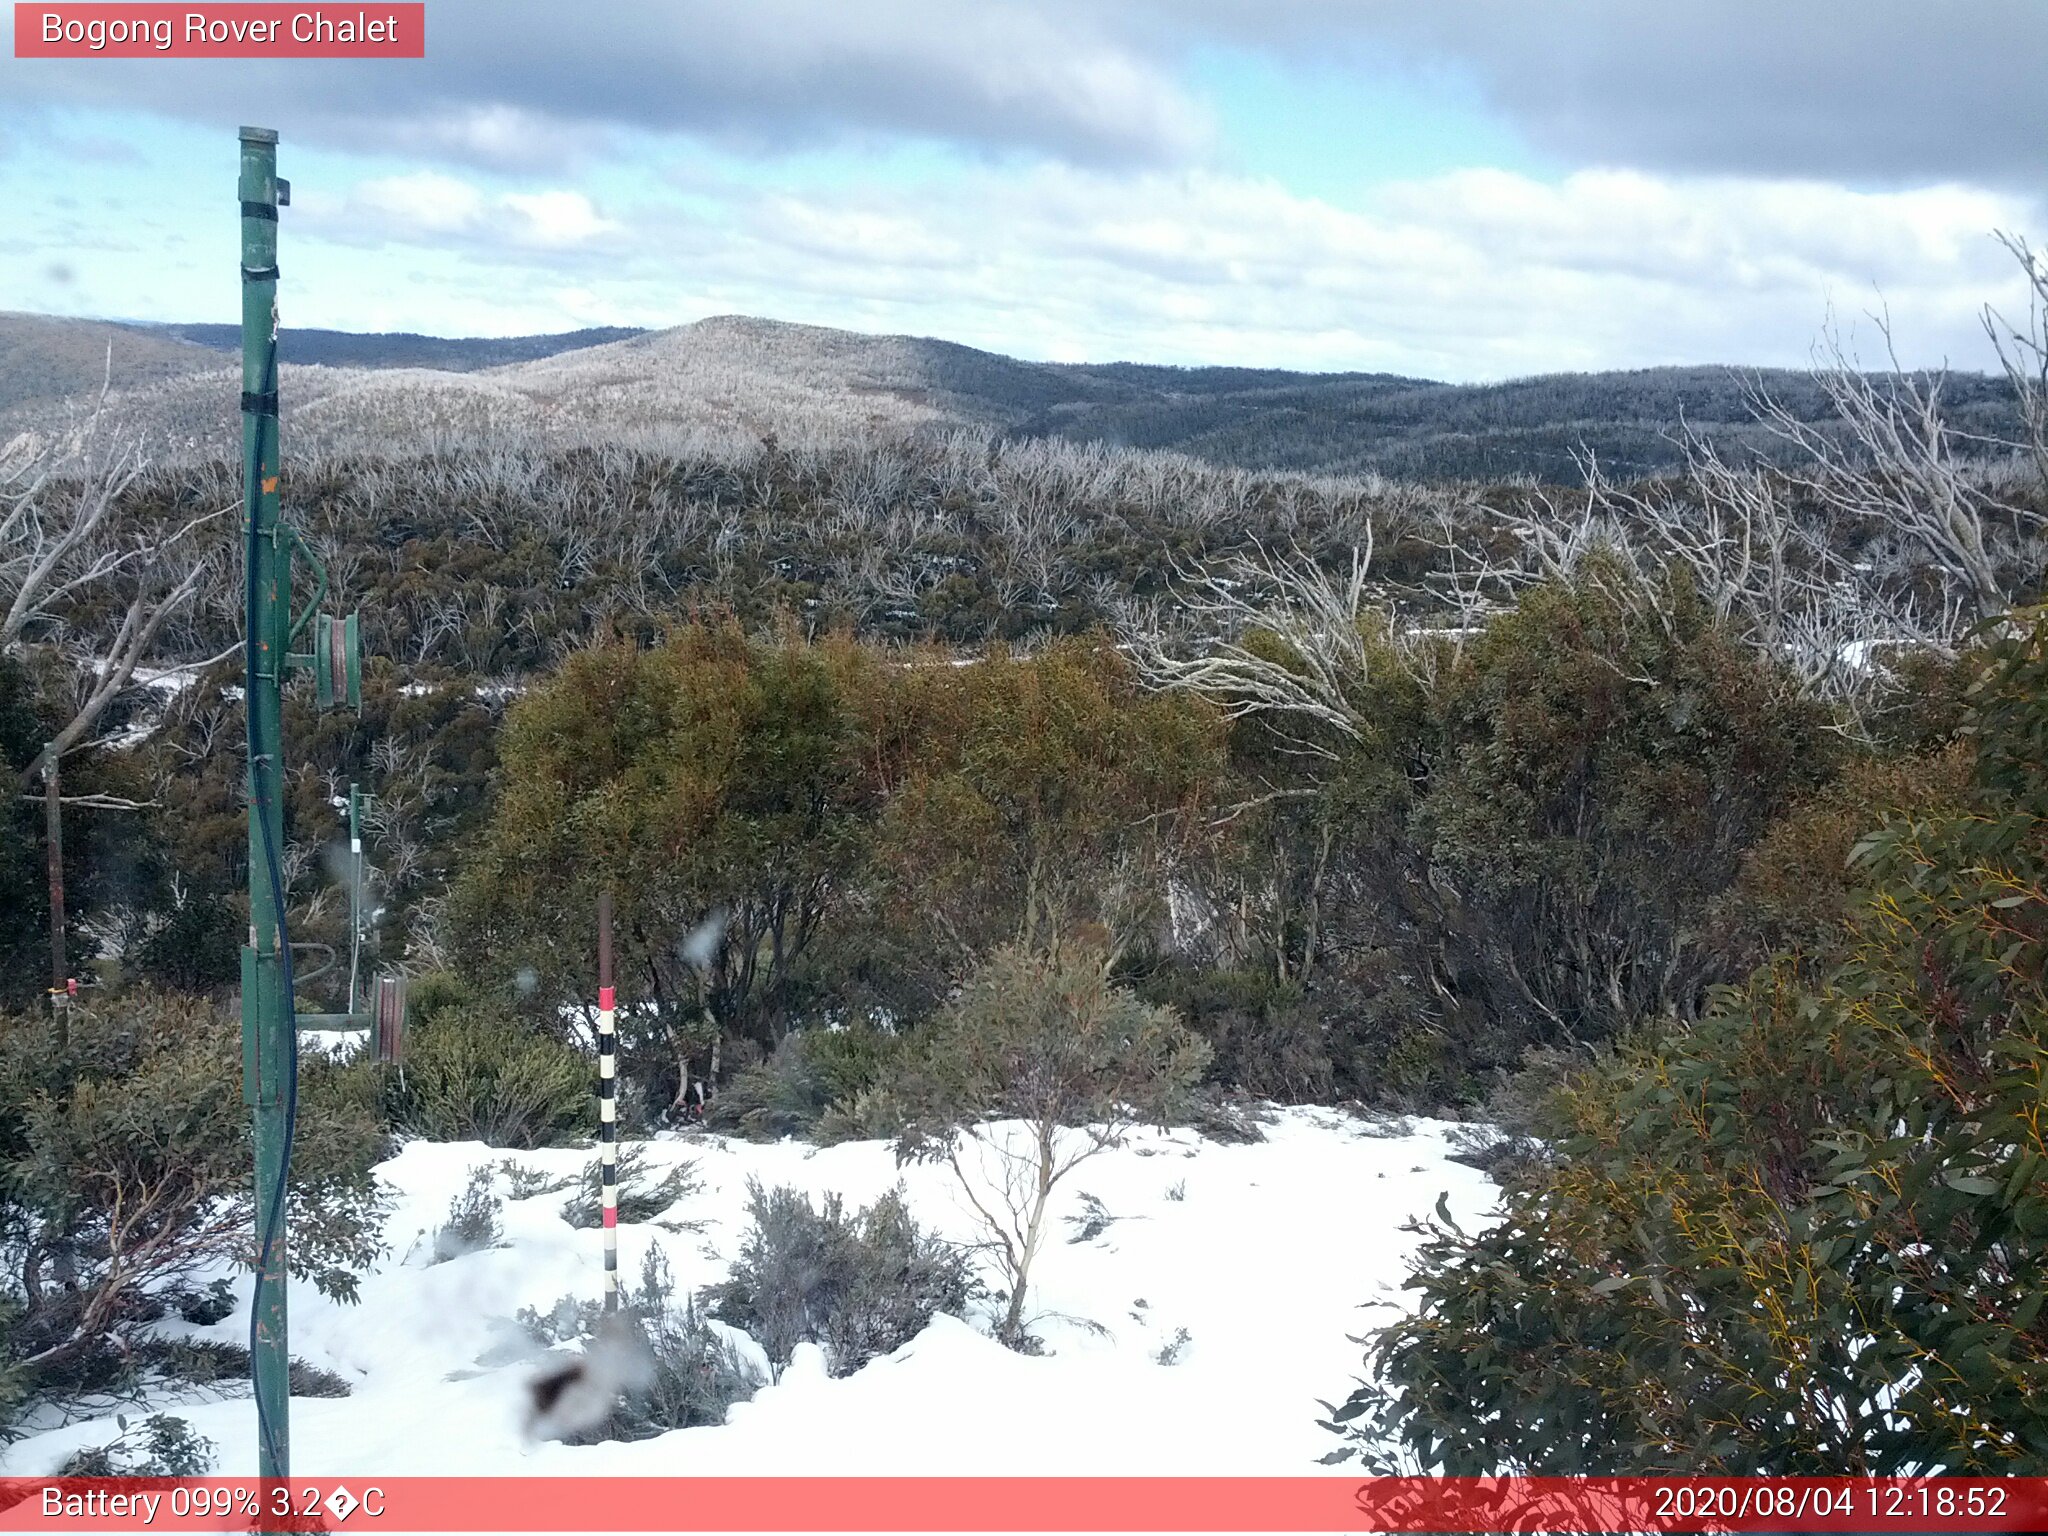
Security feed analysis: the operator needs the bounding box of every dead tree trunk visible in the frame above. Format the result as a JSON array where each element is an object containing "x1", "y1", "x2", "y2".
[
  {"x1": 44, "y1": 746, "x2": 67, "y2": 1045},
  {"x1": 43, "y1": 747, "x2": 63, "y2": 987}
]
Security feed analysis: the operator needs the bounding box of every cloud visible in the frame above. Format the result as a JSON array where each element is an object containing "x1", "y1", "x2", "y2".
[
  {"x1": 501, "y1": 191, "x2": 618, "y2": 248},
  {"x1": 343, "y1": 172, "x2": 488, "y2": 235},
  {"x1": 287, "y1": 160, "x2": 2038, "y2": 379},
  {"x1": 0, "y1": 0, "x2": 1207, "y2": 171},
  {"x1": 5, "y1": 0, "x2": 2041, "y2": 195},
  {"x1": 1373, "y1": 170, "x2": 2023, "y2": 296},
  {"x1": 8, "y1": 1, "x2": 2035, "y2": 373},
  {"x1": 302, "y1": 172, "x2": 619, "y2": 252},
  {"x1": 1422, "y1": 2, "x2": 2048, "y2": 192},
  {"x1": 1090, "y1": 0, "x2": 2048, "y2": 192},
  {"x1": 5, "y1": 1, "x2": 2037, "y2": 197}
]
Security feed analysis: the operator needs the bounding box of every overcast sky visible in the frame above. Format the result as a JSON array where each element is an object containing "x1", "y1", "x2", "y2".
[{"x1": 3, "y1": 1, "x2": 2042, "y2": 378}]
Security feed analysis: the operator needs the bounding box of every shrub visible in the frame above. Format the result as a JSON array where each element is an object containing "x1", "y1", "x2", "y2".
[
  {"x1": 1322, "y1": 610, "x2": 2048, "y2": 1475},
  {"x1": 0, "y1": 1299, "x2": 28, "y2": 1437},
  {"x1": 1373, "y1": 1025, "x2": 1462, "y2": 1112},
  {"x1": 0, "y1": 989, "x2": 384, "y2": 1430},
  {"x1": 1182, "y1": 1089, "x2": 1269, "y2": 1145},
  {"x1": 812, "y1": 1083, "x2": 916, "y2": 1146},
  {"x1": 1064, "y1": 1192, "x2": 1119, "y2": 1244},
  {"x1": 287, "y1": 1359, "x2": 353, "y2": 1399},
  {"x1": 521, "y1": 1248, "x2": 763, "y2": 1443},
  {"x1": 497, "y1": 1159, "x2": 576, "y2": 1200},
  {"x1": 1411, "y1": 569, "x2": 1839, "y2": 1068},
  {"x1": 59, "y1": 1414, "x2": 216, "y2": 1477},
  {"x1": 1715, "y1": 744, "x2": 1971, "y2": 966},
  {"x1": 705, "y1": 1021, "x2": 904, "y2": 1142},
  {"x1": 405, "y1": 969, "x2": 476, "y2": 1025},
  {"x1": 560, "y1": 1147, "x2": 702, "y2": 1229},
  {"x1": 163, "y1": 1276, "x2": 238, "y2": 1326},
  {"x1": 1139, "y1": 966, "x2": 1332, "y2": 1103},
  {"x1": 1142, "y1": 564, "x2": 1843, "y2": 1111},
  {"x1": 131, "y1": 898, "x2": 242, "y2": 998},
  {"x1": 447, "y1": 623, "x2": 886, "y2": 1108},
  {"x1": 142, "y1": 1339, "x2": 351, "y2": 1397},
  {"x1": 701, "y1": 1180, "x2": 978, "y2": 1377},
  {"x1": 895, "y1": 937, "x2": 1208, "y2": 1346},
  {"x1": 431, "y1": 1166, "x2": 504, "y2": 1262},
  {"x1": 385, "y1": 1004, "x2": 592, "y2": 1148},
  {"x1": 864, "y1": 636, "x2": 1229, "y2": 997}
]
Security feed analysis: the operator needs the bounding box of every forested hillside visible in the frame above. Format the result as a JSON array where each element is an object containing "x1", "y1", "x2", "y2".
[
  {"x1": 130, "y1": 321, "x2": 647, "y2": 372},
  {"x1": 6, "y1": 310, "x2": 2021, "y2": 483},
  {"x1": 0, "y1": 313, "x2": 224, "y2": 415}
]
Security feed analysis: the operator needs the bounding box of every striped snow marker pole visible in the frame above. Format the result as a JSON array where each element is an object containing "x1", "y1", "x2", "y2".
[{"x1": 597, "y1": 889, "x2": 618, "y2": 1313}]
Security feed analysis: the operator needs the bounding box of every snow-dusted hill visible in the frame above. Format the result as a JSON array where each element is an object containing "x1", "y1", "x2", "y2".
[
  {"x1": 0, "y1": 1108, "x2": 1498, "y2": 1478},
  {"x1": 12, "y1": 309, "x2": 2008, "y2": 484}
]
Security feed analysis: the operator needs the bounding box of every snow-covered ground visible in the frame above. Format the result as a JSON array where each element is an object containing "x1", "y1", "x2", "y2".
[{"x1": 0, "y1": 1109, "x2": 1498, "y2": 1478}]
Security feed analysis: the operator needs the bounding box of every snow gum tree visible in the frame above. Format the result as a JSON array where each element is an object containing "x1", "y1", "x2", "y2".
[
  {"x1": 894, "y1": 936, "x2": 1210, "y2": 1347},
  {"x1": 448, "y1": 622, "x2": 1226, "y2": 1114},
  {"x1": 862, "y1": 637, "x2": 1228, "y2": 1008},
  {"x1": 447, "y1": 621, "x2": 883, "y2": 1106}
]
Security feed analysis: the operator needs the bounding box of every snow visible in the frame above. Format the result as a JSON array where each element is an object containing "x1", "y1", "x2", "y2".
[
  {"x1": 0, "y1": 1108, "x2": 1497, "y2": 1479},
  {"x1": 297, "y1": 1029, "x2": 367, "y2": 1061},
  {"x1": 85, "y1": 658, "x2": 204, "y2": 695},
  {"x1": 75, "y1": 659, "x2": 210, "y2": 750},
  {"x1": 397, "y1": 681, "x2": 525, "y2": 700}
]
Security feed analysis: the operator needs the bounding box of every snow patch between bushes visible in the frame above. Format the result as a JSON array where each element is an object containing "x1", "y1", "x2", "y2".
[{"x1": 0, "y1": 1107, "x2": 1497, "y2": 1477}]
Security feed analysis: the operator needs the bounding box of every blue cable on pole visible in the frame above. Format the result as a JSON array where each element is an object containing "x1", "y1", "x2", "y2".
[{"x1": 243, "y1": 319, "x2": 298, "y2": 1476}]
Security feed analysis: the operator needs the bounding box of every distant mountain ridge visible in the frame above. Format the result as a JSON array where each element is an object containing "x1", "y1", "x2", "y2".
[
  {"x1": 0, "y1": 311, "x2": 2018, "y2": 484},
  {"x1": 124, "y1": 322, "x2": 648, "y2": 372},
  {"x1": 0, "y1": 312, "x2": 225, "y2": 415}
]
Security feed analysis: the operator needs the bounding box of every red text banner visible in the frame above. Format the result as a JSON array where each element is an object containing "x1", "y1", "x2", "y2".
[
  {"x1": 13, "y1": 5, "x2": 424, "y2": 58},
  {"x1": 2, "y1": 1477, "x2": 2046, "y2": 1533}
]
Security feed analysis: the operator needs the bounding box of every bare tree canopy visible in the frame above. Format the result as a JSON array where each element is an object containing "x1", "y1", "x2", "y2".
[
  {"x1": 1985, "y1": 231, "x2": 2048, "y2": 492},
  {"x1": 1, "y1": 385, "x2": 227, "y2": 792},
  {"x1": 1128, "y1": 235, "x2": 2047, "y2": 747}
]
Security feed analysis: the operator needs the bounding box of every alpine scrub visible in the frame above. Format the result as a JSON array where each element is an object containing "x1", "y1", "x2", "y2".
[{"x1": 1326, "y1": 607, "x2": 2048, "y2": 1475}]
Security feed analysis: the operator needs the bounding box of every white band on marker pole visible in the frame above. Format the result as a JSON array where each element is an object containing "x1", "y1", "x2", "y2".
[{"x1": 597, "y1": 890, "x2": 619, "y2": 1309}]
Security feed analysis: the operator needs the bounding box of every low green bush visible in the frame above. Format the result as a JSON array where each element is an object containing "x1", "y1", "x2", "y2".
[
  {"x1": 384, "y1": 1004, "x2": 592, "y2": 1148},
  {"x1": 0, "y1": 989, "x2": 384, "y2": 1437},
  {"x1": 560, "y1": 1148, "x2": 702, "y2": 1229},
  {"x1": 59, "y1": 1414, "x2": 216, "y2": 1476},
  {"x1": 142, "y1": 1339, "x2": 351, "y2": 1397},
  {"x1": 521, "y1": 1248, "x2": 763, "y2": 1443},
  {"x1": 701, "y1": 1179, "x2": 979, "y2": 1377},
  {"x1": 705, "y1": 1022, "x2": 905, "y2": 1142},
  {"x1": 431, "y1": 1165, "x2": 504, "y2": 1261}
]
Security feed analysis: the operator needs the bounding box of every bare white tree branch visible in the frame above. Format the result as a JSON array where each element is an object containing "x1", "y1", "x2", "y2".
[
  {"x1": 1119, "y1": 531, "x2": 1388, "y2": 760},
  {"x1": 3, "y1": 378, "x2": 225, "y2": 788}
]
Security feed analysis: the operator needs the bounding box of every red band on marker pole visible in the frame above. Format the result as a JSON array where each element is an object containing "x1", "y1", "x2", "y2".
[
  {"x1": 13, "y1": 4, "x2": 426, "y2": 58},
  {"x1": 5, "y1": 1477, "x2": 2046, "y2": 1532},
  {"x1": 595, "y1": 890, "x2": 618, "y2": 1308}
]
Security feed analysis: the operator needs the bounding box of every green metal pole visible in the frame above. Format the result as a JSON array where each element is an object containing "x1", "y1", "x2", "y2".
[
  {"x1": 348, "y1": 783, "x2": 364, "y2": 1019},
  {"x1": 238, "y1": 123, "x2": 291, "y2": 1482}
]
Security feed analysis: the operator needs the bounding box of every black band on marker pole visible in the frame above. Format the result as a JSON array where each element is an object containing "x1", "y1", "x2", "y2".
[{"x1": 597, "y1": 889, "x2": 618, "y2": 1311}]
